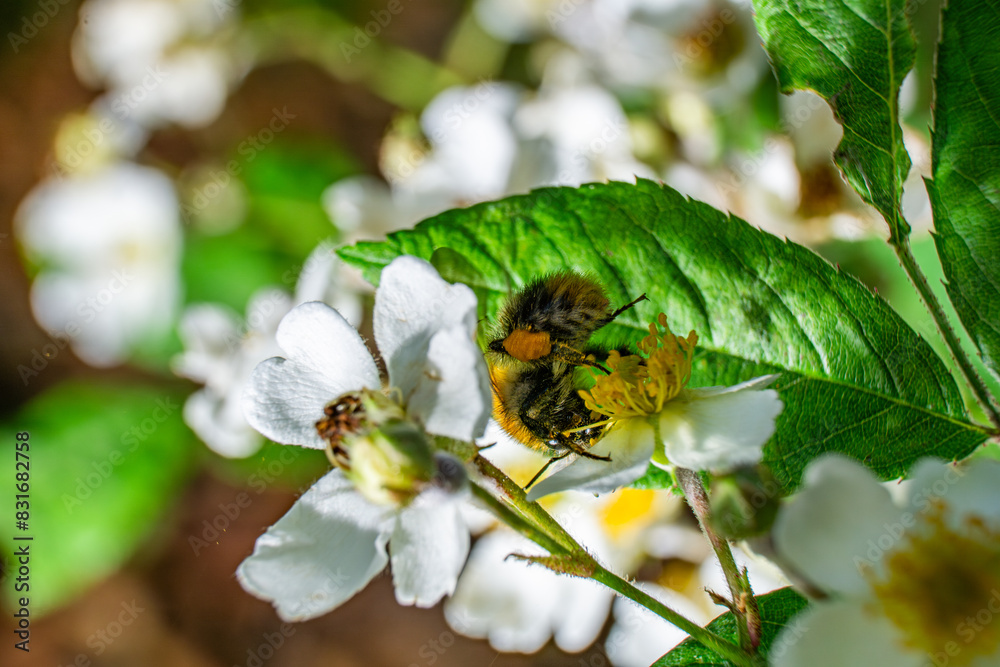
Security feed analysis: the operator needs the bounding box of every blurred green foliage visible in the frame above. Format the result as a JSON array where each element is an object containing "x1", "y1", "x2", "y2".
[
  {"x1": 2, "y1": 381, "x2": 197, "y2": 615},
  {"x1": 182, "y1": 139, "x2": 357, "y2": 311}
]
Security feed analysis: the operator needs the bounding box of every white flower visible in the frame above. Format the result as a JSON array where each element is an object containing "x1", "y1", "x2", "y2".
[
  {"x1": 770, "y1": 454, "x2": 1000, "y2": 667},
  {"x1": 237, "y1": 256, "x2": 492, "y2": 620},
  {"x1": 175, "y1": 244, "x2": 363, "y2": 458},
  {"x1": 510, "y1": 80, "x2": 656, "y2": 190},
  {"x1": 528, "y1": 314, "x2": 782, "y2": 499},
  {"x1": 323, "y1": 82, "x2": 522, "y2": 234},
  {"x1": 322, "y1": 79, "x2": 651, "y2": 235},
  {"x1": 72, "y1": 0, "x2": 238, "y2": 129},
  {"x1": 174, "y1": 289, "x2": 290, "y2": 457},
  {"x1": 723, "y1": 90, "x2": 882, "y2": 245},
  {"x1": 15, "y1": 162, "x2": 181, "y2": 367}
]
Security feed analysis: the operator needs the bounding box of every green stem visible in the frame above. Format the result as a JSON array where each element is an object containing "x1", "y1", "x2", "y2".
[
  {"x1": 892, "y1": 239, "x2": 1000, "y2": 430},
  {"x1": 472, "y1": 455, "x2": 761, "y2": 666},
  {"x1": 675, "y1": 467, "x2": 756, "y2": 652},
  {"x1": 591, "y1": 565, "x2": 762, "y2": 667},
  {"x1": 472, "y1": 454, "x2": 579, "y2": 553},
  {"x1": 467, "y1": 481, "x2": 564, "y2": 555}
]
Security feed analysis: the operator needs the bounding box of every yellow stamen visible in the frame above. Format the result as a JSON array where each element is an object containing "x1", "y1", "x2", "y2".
[
  {"x1": 866, "y1": 500, "x2": 1000, "y2": 665},
  {"x1": 581, "y1": 313, "x2": 698, "y2": 422}
]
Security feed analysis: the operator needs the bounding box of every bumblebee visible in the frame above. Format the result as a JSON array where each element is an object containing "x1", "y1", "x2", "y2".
[{"x1": 486, "y1": 272, "x2": 646, "y2": 477}]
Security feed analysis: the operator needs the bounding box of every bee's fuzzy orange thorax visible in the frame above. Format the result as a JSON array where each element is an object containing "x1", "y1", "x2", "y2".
[{"x1": 503, "y1": 329, "x2": 552, "y2": 362}]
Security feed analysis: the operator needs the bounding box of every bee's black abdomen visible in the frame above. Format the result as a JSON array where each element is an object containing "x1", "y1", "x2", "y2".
[{"x1": 513, "y1": 364, "x2": 595, "y2": 452}]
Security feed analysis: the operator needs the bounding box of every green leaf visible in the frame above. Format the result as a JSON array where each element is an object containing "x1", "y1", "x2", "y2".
[
  {"x1": 339, "y1": 180, "x2": 988, "y2": 490},
  {"x1": 629, "y1": 463, "x2": 678, "y2": 492},
  {"x1": 2, "y1": 382, "x2": 196, "y2": 615},
  {"x1": 654, "y1": 587, "x2": 809, "y2": 666},
  {"x1": 927, "y1": 0, "x2": 1000, "y2": 383},
  {"x1": 752, "y1": 0, "x2": 915, "y2": 240}
]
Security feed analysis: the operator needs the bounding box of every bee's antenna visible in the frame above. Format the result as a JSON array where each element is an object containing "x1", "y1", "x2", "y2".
[{"x1": 609, "y1": 293, "x2": 649, "y2": 321}]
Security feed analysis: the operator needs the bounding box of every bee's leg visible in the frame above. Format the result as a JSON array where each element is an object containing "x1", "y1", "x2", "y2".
[
  {"x1": 572, "y1": 447, "x2": 611, "y2": 462},
  {"x1": 523, "y1": 442, "x2": 612, "y2": 490},
  {"x1": 525, "y1": 451, "x2": 571, "y2": 490},
  {"x1": 550, "y1": 343, "x2": 611, "y2": 373},
  {"x1": 574, "y1": 355, "x2": 611, "y2": 375}
]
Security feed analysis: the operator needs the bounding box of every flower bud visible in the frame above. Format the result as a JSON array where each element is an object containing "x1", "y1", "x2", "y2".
[
  {"x1": 708, "y1": 466, "x2": 781, "y2": 540},
  {"x1": 344, "y1": 419, "x2": 435, "y2": 507}
]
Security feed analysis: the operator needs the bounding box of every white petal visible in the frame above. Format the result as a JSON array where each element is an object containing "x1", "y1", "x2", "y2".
[
  {"x1": 659, "y1": 378, "x2": 782, "y2": 471},
  {"x1": 293, "y1": 242, "x2": 364, "y2": 329},
  {"x1": 246, "y1": 288, "x2": 293, "y2": 336},
  {"x1": 905, "y1": 457, "x2": 1000, "y2": 528},
  {"x1": 552, "y1": 572, "x2": 613, "y2": 653},
  {"x1": 236, "y1": 470, "x2": 392, "y2": 621},
  {"x1": 773, "y1": 454, "x2": 903, "y2": 596},
  {"x1": 390, "y1": 493, "x2": 470, "y2": 607},
  {"x1": 445, "y1": 531, "x2": 557, "y2": 653},
  {"x1": 419, "y1": 84, "x2": 519, "y2": 198},
  {"x1": 770, "y1": 599, "x2": 922, "y2": 667},
  {"x1": 374, "y1": 256, "x2": 480, "y2": 411},
  {"x1": 242, "y1": 357, "x2": 348, "y2": 448},
  {"x1": 174, "y1": 304, "x2": 240, "y2": 381},
  {"x1": 274, "y1": 301, "x2": 379, "y2": 389},
  {"x1": 322, "y1": 175, "x2": 404, "y2": 234},
  {"x1": 406, "y1": 324, "x2": 492, "y2": 441},
  {"x1": 526, "y1": 419, "x2": 655, "y2": 501},
  {"x1": 242, "y1": 302, "x2": 379, "y2": 448},
  {"x1": 183, "y1": 388, "x2": 262, "y2": 458}
]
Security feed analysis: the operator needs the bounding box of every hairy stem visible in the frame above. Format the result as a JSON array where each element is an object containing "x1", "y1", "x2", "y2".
[
  {"x1": 893, "y1": 239, "x2": 1000, "y2": 430},
  {"x1": 467, "y1": 481, "x2": 564, "y2": 555},
  {"x1": 472, "y1": 454, "x2": 579, "y2": 553},
  {"x1": 592, "y1": 565, "x2": 763, "y2": 667},
  {"x1": 675, "y1": 467, "x2": 757, "y2": 652}
]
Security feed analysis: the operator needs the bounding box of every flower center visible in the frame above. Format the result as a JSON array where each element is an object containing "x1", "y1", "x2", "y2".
[
  {"x1": 316, "y1": 393, "x2": 365, "y2": 470},
  {"x1": 866, "y1": 500, "x2": 1000, "y2": 665},
  {"x1": 581, "y1": 313, "x2": 698, "y2": 421},
  {"x1": 315, "y1": 389, "x2": 433, "y2": 507}
]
